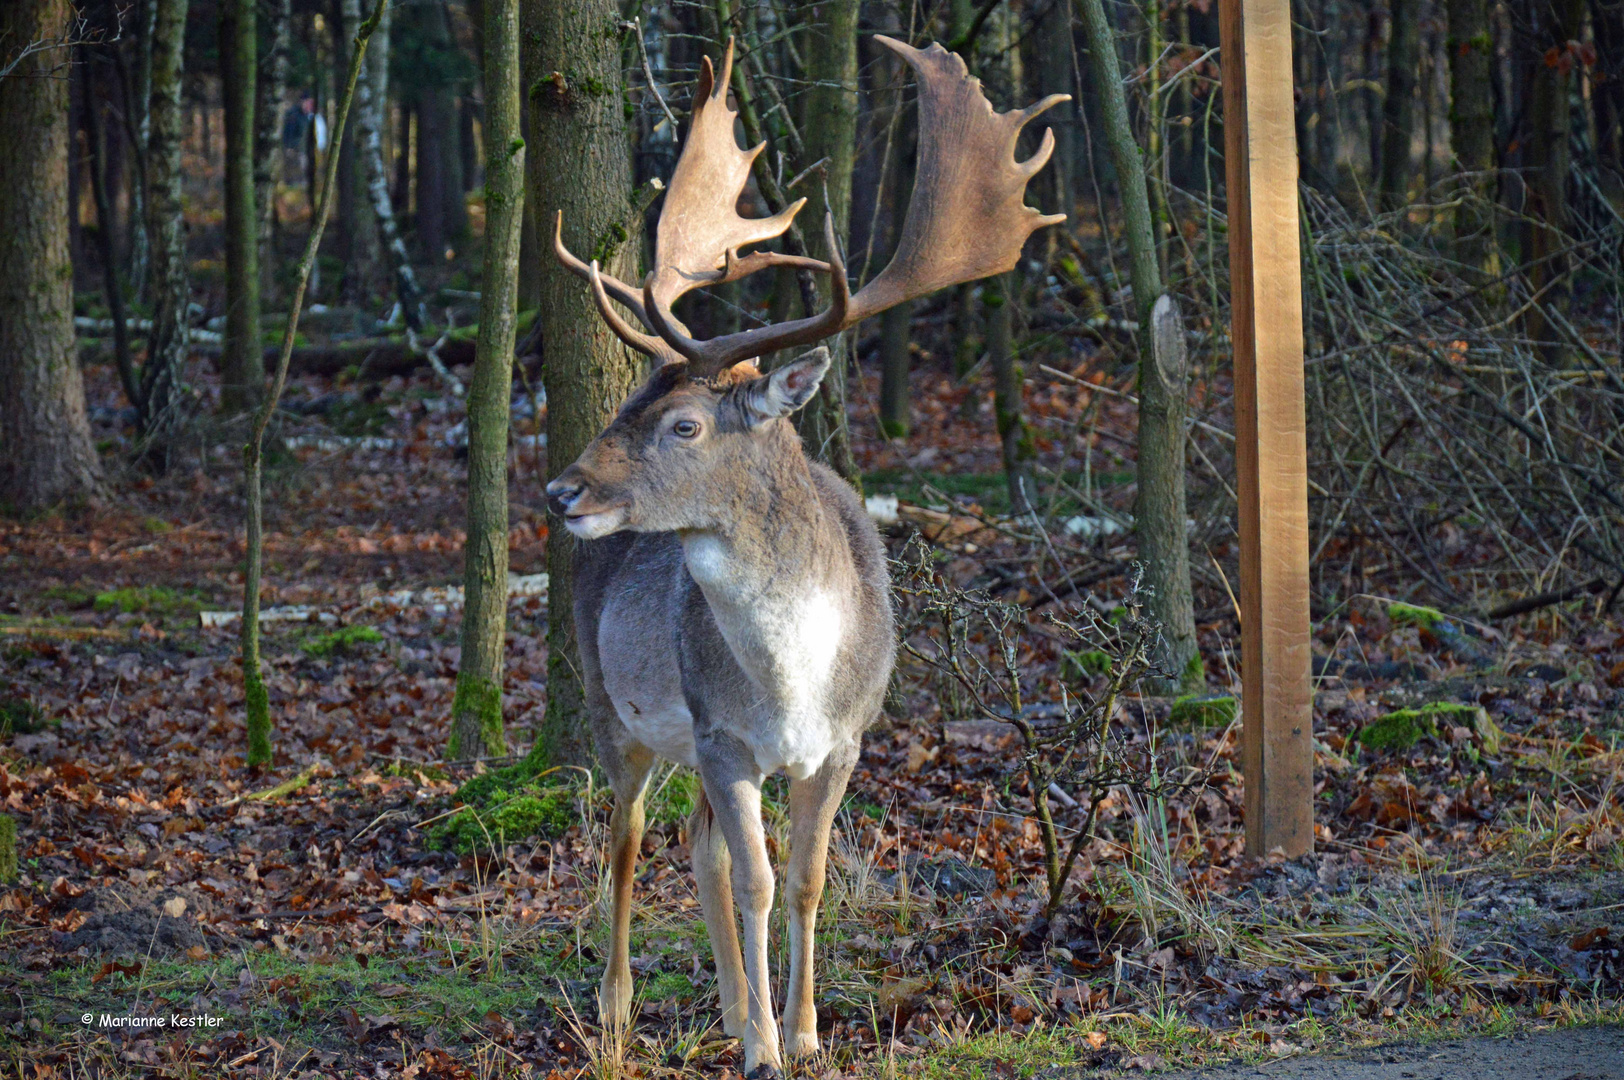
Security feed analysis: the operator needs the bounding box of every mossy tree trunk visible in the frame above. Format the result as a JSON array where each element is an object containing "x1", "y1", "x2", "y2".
[
  {"x1": 449, "y1": 0, "x2": 525, "y2": 761},
  {"x1": 139, "y1": 0, "x2": 192, "y2": 462},
  {"x1": 526, "y1": 0, "x2": 639, "y2": 768},
  {"x1": 0, "y1": 0, "x2": 105, "y2": 512},
  {"x1": 1074, "y1": 0, "x2": 1200, "y2": 691},
  {"x1": 221, "y1": 0, "x2": 263, "y2": 414}
]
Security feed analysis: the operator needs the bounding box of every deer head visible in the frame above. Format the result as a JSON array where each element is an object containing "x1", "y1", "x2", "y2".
[{"x1": 546, "y1": 36, "x2": 1068, "y2": 533}]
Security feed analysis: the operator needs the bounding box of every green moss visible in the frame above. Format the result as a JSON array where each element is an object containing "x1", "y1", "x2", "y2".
[
  {"x1": 0, "y1": 696, "x2": 48, "y2": 736},
  {"x1": 432, "y1": 787, "x2": 576, "y2": 854},
  {"x1": 1064, "y1": 649, "x2": 1114, "y2": 680},
  {"x1": 1389, "y1": 602, "x2": 1445, "y2": 629},
  {"x1": 245, "y1": 662, "x2": 272, "y2": 769},
  {"x1": 0, "y1": 814, "x2": 16, "y2": 884},
  {"x1": 301, "y1": 624, "x2": 384, "y2": 659},
  {"x1": 878, "y1": 418, "x2": 909, "y2": 440},
  {"x1": 93, "y1": 585, "x2": 194, "y2": 615},
  {"x1": 327, "y1": 395, "x2": 392, "y2": 437},
  {"x1": 1353, "y1": 701, "x2": 1502, "y2": 754},
  {"x1": 1168, "y1": 694, "x2": 1238, "y2": 730},
  {"x1": 448, "y1": 674, "x2": 505, "y2": 760}
]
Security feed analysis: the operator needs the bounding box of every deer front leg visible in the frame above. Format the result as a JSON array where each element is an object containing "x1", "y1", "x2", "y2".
[
  {"x1": 783, "y1": 742, "x2": 859, "y2": 1059},
  {"x1": 698, "y1": 747, "x2": 780, "y2": 1075},
  {"x1": 689, "y1": 786, "x2": 747, "y2": 1037},
  {"x1": 600, "y1": 745, "x2": 654, "y2": 1030}
]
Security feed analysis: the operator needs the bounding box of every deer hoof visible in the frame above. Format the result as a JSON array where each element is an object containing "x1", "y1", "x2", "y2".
[
  {"x1": 784, "y1": 1030, "x2": 819, "y2": 1059},
  {"x1": 597, "y1": 973, "x2": 632, "y2": 1028}
]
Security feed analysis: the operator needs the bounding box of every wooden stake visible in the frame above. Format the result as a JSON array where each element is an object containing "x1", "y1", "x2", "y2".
[{"x1": 1220, "y1": 0, "x2": 1314, "y2": 856}]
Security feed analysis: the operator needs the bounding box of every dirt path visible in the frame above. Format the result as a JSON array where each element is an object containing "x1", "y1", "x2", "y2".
[{"x1": 1152, "y1": 1026, "x2": 1624, "y2": 1079}]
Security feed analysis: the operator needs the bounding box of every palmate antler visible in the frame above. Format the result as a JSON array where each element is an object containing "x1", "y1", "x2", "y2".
[{"x1": 555, "y1": 36, "x2": 1069, "y2": 375}]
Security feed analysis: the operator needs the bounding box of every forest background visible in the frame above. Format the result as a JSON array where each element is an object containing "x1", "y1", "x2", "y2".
[{"x1": 0, "y1": 0, "x2": 1621, "y2": 1074}]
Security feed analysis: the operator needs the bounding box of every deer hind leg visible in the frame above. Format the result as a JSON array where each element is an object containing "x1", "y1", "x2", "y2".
[
  {"x1": 599, "y1": 742, "x2": 654, "y2": 1030},
  {"x1": 697, "y1": 745, "x2": 780, "y2": 1074},
  {"x1": 688, "y1": 785, "x2": 747, "y2": 1037},
  {"x1": 783, "y1": 741, "x2": 859, "y2": 1059}
]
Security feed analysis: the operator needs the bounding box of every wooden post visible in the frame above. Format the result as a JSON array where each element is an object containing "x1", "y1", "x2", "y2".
[{"x1": 1220, "y1": 0, "x2": 1314, "y2": 856}]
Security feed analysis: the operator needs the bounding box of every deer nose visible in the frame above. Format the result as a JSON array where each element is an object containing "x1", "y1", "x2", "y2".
[{"x1": 546, "y1": 474, "x2": 584, "y2": 514}]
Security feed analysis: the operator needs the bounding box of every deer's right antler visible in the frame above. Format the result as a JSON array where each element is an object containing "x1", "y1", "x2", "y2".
[{"x1": 555, "y1": 35, "x2": 1069, "y2": 374}]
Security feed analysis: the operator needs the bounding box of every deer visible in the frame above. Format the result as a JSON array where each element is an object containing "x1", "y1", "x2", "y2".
[{"x1": 545, "y1": 36, "x2": 1067, "y2": 1074}]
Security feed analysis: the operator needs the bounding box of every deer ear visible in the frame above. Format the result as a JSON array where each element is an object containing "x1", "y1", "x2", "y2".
[{"x1": 740, "y1": 347, "x2": 831, "y2": 427}]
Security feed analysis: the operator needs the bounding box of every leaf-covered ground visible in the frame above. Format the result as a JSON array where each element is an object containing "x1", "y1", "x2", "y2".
[{"x1": 1, "y1": 348, "x2": 1621, "y2": 1078}]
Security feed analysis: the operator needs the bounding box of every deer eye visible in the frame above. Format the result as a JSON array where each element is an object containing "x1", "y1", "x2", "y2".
[{"x1": 672, "y1": 419, "x2": 701, "y2": 439}]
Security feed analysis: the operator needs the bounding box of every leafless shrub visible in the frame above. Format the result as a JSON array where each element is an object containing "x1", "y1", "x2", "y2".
[{"x1": 891, "y1": 534, "x2": 1206, "y2": 914}]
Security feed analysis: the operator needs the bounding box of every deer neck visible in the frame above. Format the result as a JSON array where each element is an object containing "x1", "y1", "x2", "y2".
[{"x1": 677, "y1": 433, "x2": 851, "y2": 703}]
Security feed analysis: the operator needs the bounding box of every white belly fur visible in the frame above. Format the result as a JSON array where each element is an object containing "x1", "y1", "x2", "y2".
[{"x1": 687, "y1": 533, "x2": 847, "y2": 781}]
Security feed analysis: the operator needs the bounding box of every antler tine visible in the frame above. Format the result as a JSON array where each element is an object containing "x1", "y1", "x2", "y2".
[
  {"x1": 590, "y1": 261, "x2": 685, "y2": 366},
  {"x1": 842, "y1": 37, "x2": 1070, "y2": 322},
  {"x1": 553, "y1": 211, "x2": 655, "y2": 329},
  {"x1": 647, "y1": 210, "x2": 852, "y2": 374},
  {"x1": 646, "y1": 37, "x2": 807, "y2": 316}
]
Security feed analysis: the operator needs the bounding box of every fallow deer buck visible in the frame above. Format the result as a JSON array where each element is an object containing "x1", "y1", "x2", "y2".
[{"x1": 546, "y1": 35, "x2": 1067, "y2": 1073}]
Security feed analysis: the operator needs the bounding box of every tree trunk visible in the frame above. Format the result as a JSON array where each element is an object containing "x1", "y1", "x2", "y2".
[
  {"x1": 339, "y1": 0, "x2": 384, "y2": 304},
  {"x1": 1074, "y1": 0, "x2": 1200, "y2": 690},
  {"x1": 351, "y1": 0, "x2": 425, "y2": 330},
  {"x1": 0, "y1": 0, "x2": 104, "y2": 511},
  {"x1": 1379, "y1": 0, "x2": 1422, "y2": 208},
  {"x1": 527, "y1": 0, "x2": 639, "y2": 768},
  {"x1": 878, "y1": 302, "x2": 913, "y2": 439},
  {"x1": 449, "y1": 0, "x2": 524, "y2": 760},
  {"x1": 254, "y1": 0, "x2": 291, "y2": 306},
  {"x1": 986, "y1": 275, "x2": 1032, "y2": 515},
  {"x1": 138, "y1": 0, "x2": 191, "y2": 460},
  {"x1": 243, "y1": 0, "x2": 381, "y2": 770},
  {"x1": 417, "y1": 84, "x2": 448, "y2": 259},
  {"x1": 221, "y1": 0, "x2": 263, "y2": 414},
  {"x1": 129, "y1": 0, "x2": 156, "y2": 301},
  {"x1": 1523, "y1": 0, "x2": 1583, "y2": 358},
  {"x1": 794, "y1": 0, "x2": 860, "y2": 485},
  {"x1": 85, "y1": 54, "x2": 138, "y2": 408},
  {"x1": 1446, "y1": 0, "x2": 1497, "y2": 273}
]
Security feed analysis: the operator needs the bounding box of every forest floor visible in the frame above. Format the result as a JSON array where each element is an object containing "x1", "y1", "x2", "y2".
[{"x1": 0, "y1": 343, "x2": 1622, "y2": 1079}]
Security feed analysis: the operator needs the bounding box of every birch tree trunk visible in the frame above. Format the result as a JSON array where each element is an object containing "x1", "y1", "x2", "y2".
[
  {"x1": 1074, "y1": 0, "x2": 1200, "y2": 691},
  {"x1": 352, "y1": 0, "x2": 426, "y2": 329},
  {"x1": 527, "y1": 0, "x2": 639, "y2": 768},
  {"x1": 449, "y1": 0, "x2": 525, "y2": 760},
  {"x1": 254, "y1": 0, "x2": 291, "y2": 305},
  {"x1": 221, "y1": 0, "x2": 263, "y2": 413},
  {"x1": 138, "y1": 0, "x2": 192, "y2": 459},
  {"x1": 0, "y1": 0, "x2": 104, "y2": 511}
]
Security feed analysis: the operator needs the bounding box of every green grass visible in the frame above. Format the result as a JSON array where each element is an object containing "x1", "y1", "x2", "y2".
[
  {"x1": 0, "y1": 945, "x2": 576, "y2": 1051},
  {"x1": 300, "y1": 624, "x2": 385, "y2": 659},
  {"x1": 92, "y1": 585, "x2": 197, "y2": 617}
]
